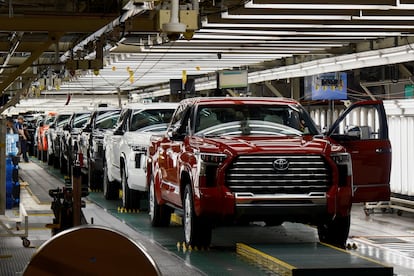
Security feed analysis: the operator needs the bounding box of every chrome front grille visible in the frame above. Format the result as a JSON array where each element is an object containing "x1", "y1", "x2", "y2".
[{"x1": 226, "y1": 154, "x2": 331, "y2": 194}]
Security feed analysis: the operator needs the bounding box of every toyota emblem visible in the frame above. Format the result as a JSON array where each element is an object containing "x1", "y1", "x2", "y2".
[{"x1": 273, "y1": 158, "x2": 289, "y2": 171}]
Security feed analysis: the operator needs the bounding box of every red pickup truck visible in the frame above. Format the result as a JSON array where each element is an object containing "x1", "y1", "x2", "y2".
[{"x1": 147, "y1": 97, "x2": 391, "y2": 248}]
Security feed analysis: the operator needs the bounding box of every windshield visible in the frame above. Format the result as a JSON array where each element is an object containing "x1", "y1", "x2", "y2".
[
  {"x1": 56, "y1": 115, "x2": 71, "y2": 127},
  {"x1": 45, "y1": 115, "x2": 56, "y2": 125},
  {"x1": 194, "y1": 104, "x2": 319, "y2": 137},
  {"x1": 96, "y1": 110, "x2": 121, "y2": 129},
  {"x1": 130, "y1": 109, "x2": 175, "y2": 132},
  {"x1": 73, "y1": 113, "x2": 91, "y2": 128}
]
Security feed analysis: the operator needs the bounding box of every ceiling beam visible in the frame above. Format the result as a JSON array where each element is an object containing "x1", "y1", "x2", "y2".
[
  {"x1": 0, "y1": 32, "x2": 63, "y2": 95},
  {"x1": 251, "y1": 0, "x2": 396, "y2": 5},
  {"x1": 0, "y1": 16, "x2": 118, "y2": 32}
]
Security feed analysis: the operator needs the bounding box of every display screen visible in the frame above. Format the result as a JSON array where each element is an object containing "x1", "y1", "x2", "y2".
[
  {"x1": 170, "y1": 78, "x2": 195, "y2": 95},
  {"x1": 217, "y1": 70, "x2": 248, "y2": 89},
  {"x1": 304, "y1": 72, "x2": 347, "y2": 100}
]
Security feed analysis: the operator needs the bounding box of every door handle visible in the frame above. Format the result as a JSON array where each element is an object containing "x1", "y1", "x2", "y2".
[{"x1": 375, "y1": 148, "x2": 390, "y2": 153}]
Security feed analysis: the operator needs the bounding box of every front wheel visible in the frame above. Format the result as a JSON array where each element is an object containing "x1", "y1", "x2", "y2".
[
  {"x1": 183, "y1": 185, "x2": 212, "y2": 247},
  {"x1": 88, "y1": 159, "x2": 102, "y2": 191},
  {"x1": 121, "y1": 168, "x2": 140, "y2": 210},
  {"x1": 47, "y1": 153, "x2": 54, "y2": 166},
  {"x1": 317, "y1": 214, "x2": 350, "y2": 249},
  {"x1": 149, "y1": 177, "x2": 171, "y2": 227},
  {"x1": 103, "y1": 162, "x2": 118, "y2": 200}
]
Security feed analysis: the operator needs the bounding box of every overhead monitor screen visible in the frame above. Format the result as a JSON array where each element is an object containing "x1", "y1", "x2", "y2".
[
  {"x1": 218, "y1": 70, "x2": 248, "y2": 89},
  {"x1": 304, "y1": 72, "x2": 347, "y2": 100},
  {"x1": 170, "y1": 78, "x2": 195, "y2": 95}
]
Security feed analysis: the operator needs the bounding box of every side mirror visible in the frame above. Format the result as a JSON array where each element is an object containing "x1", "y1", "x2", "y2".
[
  {"x1": 83, "y1": 124, "x2": 92, "y2": 133},
  {"x1": 113, "y1": 127, "x2": 124, "y2": 136},
  {"x1": 169, "y1": 124, "x2": 185, "y2": 141},
  {"x1": 63, "y1": 124, "x2": 71, "y2": 131}
]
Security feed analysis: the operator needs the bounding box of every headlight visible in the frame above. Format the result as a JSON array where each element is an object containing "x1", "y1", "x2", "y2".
[
  {"x1": 331, "y1": 152, "x2": 352, "y2": 187},
  {"x1": 331, "y1": 152, "x2": 351, "y2": 167},
  {"x1": 198, "y1": 152, "x2": 227, "y2": 164},
  {"x1": 196, "y1": 152, "x2": 227, "y2": 181},
  {"x1": 128, "y1": 143, "x2": 147, "y2": 152}
]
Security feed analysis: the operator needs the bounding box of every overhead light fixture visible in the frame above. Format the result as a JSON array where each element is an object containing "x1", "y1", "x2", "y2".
[
  {"x1": 221, "y1": 11, "x2": 352, "y2": 20},
  {"x1": 301, "y1": 64, "x2": 318, "y2": 71},
  {"x1": 248, "y1": 43, "x2": 414, "y2": 84},
  {"x1": 381, "y1": 51, "x2": 407, "y2": 58},
  {"x1": 285, "y1": 68, "x2": 301, "y2": 74},
  {"x1": 357, "y1": 55, "x2": 380, "y2": 61},
  {"x1": 244, "y1": 1, "x2": 400, "y2": 10},
  {"x1": 202, "y1": 21, "x2": 414, "y2": 31},
  {"x1": 353, "y1": 15, "x2": 414, "y2": 20},
  {"x1": 193, "y1": 33, "x2": 282, "y2": 40},
  {"x1": 336, "y1": 58, "x2": 357, "y2": 64},
  {"x1": 198, "y1": 27, "x2": 401, "y2": 37}
]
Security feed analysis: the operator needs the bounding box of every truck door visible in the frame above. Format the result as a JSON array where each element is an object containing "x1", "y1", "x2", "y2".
[
  {"x1": 109, "y1": 110, "x2": 129, "y2": 179},
  {"x1": 158, "y1": 105, "x2": 190, "y2": 207},
  {"x1": 328, "y1": 100, "x2": 391, "y2": 203}
]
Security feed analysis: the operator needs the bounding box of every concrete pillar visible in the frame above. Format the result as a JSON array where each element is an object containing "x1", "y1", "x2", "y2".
[{"x1": 290, "y1": 78, "x2": 300, "y2": 100}]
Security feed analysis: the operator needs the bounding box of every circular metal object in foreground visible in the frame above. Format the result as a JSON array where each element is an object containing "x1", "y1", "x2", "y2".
[{"x1": 23, "y1": 225, "x2": 160, "y2": 276}]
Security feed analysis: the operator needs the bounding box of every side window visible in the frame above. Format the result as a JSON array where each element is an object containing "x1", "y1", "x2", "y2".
[
  {"x1": 196, "y1": 107, "x2": 220, "y2": 132},
  {"x1": 124, "y1": 112, "x2": 131, "y2": 132},
  {"x1": 168, "y1": 104, "x2": 191, "y2": 137},
  {"x1": 116, "y1": 109, "x2": 128, "y2": 131},
  {"x1": 169, "y1": 104, "x2": 187, "y2": 129},
  {"x1": 331, "y1": 105, "x2": 386, "y2": 140}
]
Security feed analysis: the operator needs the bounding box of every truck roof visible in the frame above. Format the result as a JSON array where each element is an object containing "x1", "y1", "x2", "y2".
[
  {"x1": 123, "y1": 102, "x2": 179, "y2": 110},
  {"x1": 179, "y1": 97, "x2": 300, "y2": 106}
]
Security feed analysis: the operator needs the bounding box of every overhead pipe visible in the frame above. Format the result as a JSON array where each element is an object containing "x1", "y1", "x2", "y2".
[
  {"x1": 59, "y1": 2, "x2": 151, "y2": 63},
  {"x1": 0, "y1": 32, "x2": 23, "y2": 75}
]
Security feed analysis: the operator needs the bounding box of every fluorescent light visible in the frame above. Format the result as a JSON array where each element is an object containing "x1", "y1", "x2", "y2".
[
  {"x1": 285, "y1": 68, "x2": 301, "y2": 74},
  {"x1": 221, "y1": 11, "x2": 352, "y2": 20},
  {"x1": 244, "y1": 1, "x2": 399, "y2": 10},
  {"x1": 336, "y1": 58, "x2": 357, "y2": 64},
  {"x1": 199, "y1": 27, "x2": 401, "y2": 37},
  {"x1": 193, "y1": 33, "x2": 281, "y2": 40},
  {"x1": 353, "y1": 15, "x2": 414, "y2": 20},
  {"x1": 357, "y1": 55, "x2": 380, "y2": 61},
  {"x1": 198, "y1": 28, "x2": 296, "y2": 36},
  {"x1": 139, "y1": 48, "x2": 300, "y2": 54},
  {"x1": 381, "y1": 51, "x2": 407, "y2": 58},
  {"x1": 202, "y1": 22, "x2": 414, "y2": 31},
  {"x1": 301, "y1": 65, "x2": 318, "y2": 71},
  {"x1": 321, "y1": 62, "x2": 336, "y2": 67}
]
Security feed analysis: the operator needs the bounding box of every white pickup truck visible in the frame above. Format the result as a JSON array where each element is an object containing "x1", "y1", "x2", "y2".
[{"x1": 103, "y1": 102, "x2": 178, "y2": 209}]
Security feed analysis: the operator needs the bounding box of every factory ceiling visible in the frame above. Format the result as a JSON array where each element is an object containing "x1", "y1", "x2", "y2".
[{"x1": 3, "y1": 0, "x2": 414, "y2": 112}]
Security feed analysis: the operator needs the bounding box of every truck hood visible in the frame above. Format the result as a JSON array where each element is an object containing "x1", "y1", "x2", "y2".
[
  {"x1": 191, "y1": 135, "x2": 331, "y2": 155},
  {"x1": 125, "y1": 131, "x2": 161, "y2": 146}
]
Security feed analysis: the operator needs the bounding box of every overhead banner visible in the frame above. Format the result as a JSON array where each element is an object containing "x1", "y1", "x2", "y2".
[{"x1": 304, "y1": 72, "x2": 347, "y2": 100}]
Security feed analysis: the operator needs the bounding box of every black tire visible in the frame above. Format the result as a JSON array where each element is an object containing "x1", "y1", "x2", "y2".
[
  {"x1": 183, "y1": 185, "x2": 212, "y2": 247},
  {"x1": 42, "y1": 150, "x2": 48, "y2": 162},
  {"x1": 37, "y1": 148, "x2": 41, "y2": 160},
  {"x1": 121, "y1": 168, "x2": 140, "y2": 210},
  {"x1": 103, "y1": 162, "x2": 118, "y2": 200},
  {"x1": 149, "y1": 177, "x2": 171, "y2": 227},
  {"x1": 66, "y1": 155, "x2": 72, "y2": 177},
  {"x1": 265, "y1": 218, "x2": 283, "y2": 226},
  {"x1": 317, "y1": 214, "x2": 350, "y2": 249},
  {"x1": 47, "y1": 153, "x2": 54, "y2": 166},
  {"x1": 53, "y1": 153, "x2": 60, "y2": 169},
  {"x1": 60, "y1": 154, "x2": 67, "y2": 174},
  {"x1": 88, "y1": 160, "x2": 102, "y2": 190}
]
